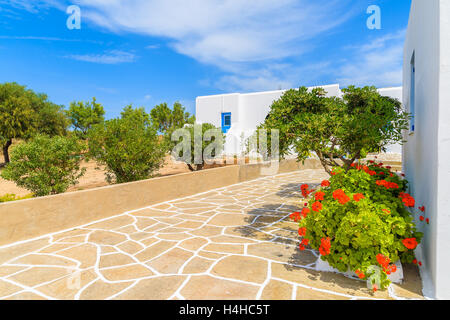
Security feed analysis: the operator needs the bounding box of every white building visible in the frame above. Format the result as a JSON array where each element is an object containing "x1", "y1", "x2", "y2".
[
  {"x1": 196, "y1": 84, "x2": 402, "y2": 155},
  {"x1": 402, "y1": 0, "x2": 450, "y2": 299}
]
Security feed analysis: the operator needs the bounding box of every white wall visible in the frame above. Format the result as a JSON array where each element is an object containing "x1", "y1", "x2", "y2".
[
  {"x1": 403, "y1": 0, "x2": 450, "y2": 299},
  {"x1": 197, "y1": 84, "x2": 403, "y2": 155}
]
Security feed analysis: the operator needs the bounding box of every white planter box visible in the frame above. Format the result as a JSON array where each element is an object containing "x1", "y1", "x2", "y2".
[{"x1": 315, "y1": 256, "x2": 404, "y2": 284}]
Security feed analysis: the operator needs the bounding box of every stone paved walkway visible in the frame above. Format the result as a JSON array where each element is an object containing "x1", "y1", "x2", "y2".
[{"x1": 0, "y1": 169, "x2": 423, "y2": 300}]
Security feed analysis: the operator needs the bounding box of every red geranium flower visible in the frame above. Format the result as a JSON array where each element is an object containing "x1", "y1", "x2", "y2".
[
  {"x1": 312, "y1": 201, "x2": 323, "y2": 212},
  {"x1": 402, "y1": 238, "x2": 418, "y2": 250},
  {"x1": 315, "y1": 191, "x2": 325, "y2": 201},
  {"x1": 376, "y1": 254, "x2": 390, "y2": 268},
  {"x1": 321, "y1": 180, "x2": 330, "y2": 187},
  {"x1": 353, "y1": 193, "x2": 365, "y2": 202},
  {"x1": 420, "y1": 216, "x2": 425, "y2": 222},
  {"x1": 301, "y1": 207, "x2": 310, "y2": 218},
  {"x1": 419, "y1": 206, "x2": 426, "y2": 212},
  {"x1": 299, "y1": 244, "x2": 305, "y2": 251},
  {"x1": 298, "y1": 227, "x2": 306, "y2": 237},
  {"x1": 289, "y1": 212, "x2": 301, "y2": 222},
  {"x1": 301, "y1": 238, "x2": 309, "y2": 246},
  {"x1": 319, "y1": 237, "x2": 331, "y2": 256},
  {"x1": 426, "y1": 218, "x2": 430, "y2": 224},
  {"x1": 358, "y1": 272, "x2": 365, "y2": 279},
  {"x1": 382, "y1": 209, "x2": 391, "y2": 214}
]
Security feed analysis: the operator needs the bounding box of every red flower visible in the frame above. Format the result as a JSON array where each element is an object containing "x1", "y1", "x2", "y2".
[
  {"x1": 419, "y1": 261, "x2": 422, "y2": 266},
  {"x1": 321, "y1": 180, "x2": 330, "y2": 187},
  {"x1": 376, "y1": 180, "x2": 387, "y2": 187},
  {"x1": 412, "y1": 259, "x2": 418, "y2": 265},
  {"x1": 401, "y1": 173, "x2": 405, "y2": 177},
  {"x1": 402, "y1": 238, "x2": 418, "y2": 250},
  {"x1": 298, "y1": 227, "x2": 306, "y2": 237},
  {"x1": 376, "y1": 254, "x2": 390, "y2": 268},
  {"x1": 312, "y1": 201, "x2": 323, "y2": 212},
  {"x1": 333, "y1": 189, "x2": 350, "y2": 205},
  {"x1": 419, "y1": 216, "x2": 425, "y2": 222},
  {"x1": 399, "y1": 192, "x2": 415, "y2": 207},
  {"x1": 379, "y1": 171, "x2": 385, "y2": 176},
  {"x1": 386, "y1": 166, "x2": 392, "y2": 170},
  {"x1": 373, "y1": 284, "x2": 378, "y2": 293},
  {"x1": 299, "y1": 244, "x2": 305, "y2": 251},
  {"x1": 382, "y1": 209, "x2": 391, "y2": 214},
  {"x1": 301, "y1": 238, "x2": 309, "y2": 246},
  {"x1": 419, "y1": 206, "x2": 426, "y2": 212},
  {"x1": 353, "y1": 193, "x2": 365, "y2": 202},
  {"x1": 289, "y1": 212, "x2": 301, "y2": 222},
  {"x1": 388, "y1": 264, "x2": 397, "y2": 274},
  {"x1": 301, "y1": 184, "x2": 311, "y2": 198},
  {"x1": 301, "y1": 207, "x2": 310, "y2": 218},
  {"x1": 426, "y1": 218, "x2": 430, "y2": 224},
  {"x1": 319, "y1": 237, "x2": 331, "y2": 256},
  {"x1": 315, "y1": 191, "x2": 325, "y2": 201},
  {"x1": 358, "y1": 272, "x2": 365, "y2": 279}
]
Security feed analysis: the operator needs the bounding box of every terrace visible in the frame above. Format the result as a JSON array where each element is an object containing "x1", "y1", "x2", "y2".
[{"x1": 0, "y1": 164, "x2": 422, "y2": 300}]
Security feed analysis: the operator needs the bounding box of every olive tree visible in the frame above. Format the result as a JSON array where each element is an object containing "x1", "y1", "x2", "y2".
[
  {"x1": 171, "y1": 123, "x2": 224, "y2": 171},
  {"x1": 257, "y1": 86, "x2": 409, "y2": 174},
  {"x1": 0, "y1": 82, "x2": 69, "y2": 165},
  {"x1": 88, "y1": 106, "x2": 166, "y2": 184},
  {"x1": 0, "y1": 135, "x2": 86, "y2": 196}
]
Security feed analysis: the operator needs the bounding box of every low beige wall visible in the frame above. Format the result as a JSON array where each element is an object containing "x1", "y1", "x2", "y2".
[{"x1": 0, "y1": 158, "x2": 321, "y2": 246}]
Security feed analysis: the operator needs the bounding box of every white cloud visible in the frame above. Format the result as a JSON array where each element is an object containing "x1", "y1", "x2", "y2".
[
  {"x1": 57, "y1": 0, "x2": 358, "y2": 91},
  {"x1": 337, "y1": 30, "x2": 405, "y2": 88},
  {"x1": 65, "y1": 50, "x2": 136, "y2": 64}
]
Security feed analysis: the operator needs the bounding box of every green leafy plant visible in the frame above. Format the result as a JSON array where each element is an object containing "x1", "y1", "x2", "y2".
[
  {"x1": 0, "y1": 193, "x2": 34, "y2": 203},
  {"x1": 0, "y1": 135, "x2": 86, "y2": 196},
  {"x1": 257, "y1": 86, "x2": 409, "y2": 174},
  {"x1": 67, "y1": 97, "x2": 105, "y2": 139},
  {"x1": 88, "y1": 106, "x2": 166, "y2": 184},
  {"x1": 292, "y1": 161, "x2": 424, "y2": 291}
]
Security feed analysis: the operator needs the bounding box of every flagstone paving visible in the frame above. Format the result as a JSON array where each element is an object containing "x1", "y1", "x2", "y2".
[{"x1": 0, "y1": 169, "x2": 424, "y2": 300}]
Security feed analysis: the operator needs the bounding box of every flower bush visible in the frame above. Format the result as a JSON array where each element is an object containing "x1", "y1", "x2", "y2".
[{"x1": 291, "y1": 161, "x2": 425, "y2": 291}]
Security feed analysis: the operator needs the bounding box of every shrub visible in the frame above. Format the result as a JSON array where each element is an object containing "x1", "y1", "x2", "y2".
[
  {"x1": 292, "y1": 161, "x2": 423, "y2": 291},
  {"x1": 88, "y1": 107, "x2": 166, "y2": 184},
  {"x1": 257, "y1": 86, "x2": 409, "y2": 174},
  {"x1": 0, "y1": 193, "x2": 33, "y2": 203},
  {"x1": 171, "y1": 123, "x2": 224, "y2": 171},
  {"x1": 0, "y1": 135, "x2": 86, "y2": 196}
]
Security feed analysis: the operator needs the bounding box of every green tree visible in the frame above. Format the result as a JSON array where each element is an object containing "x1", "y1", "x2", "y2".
[
  {"x1": 67, "y1": 97, "x2": 105, "y2": 139},
  {"x1": 88, "y1": 106, "x2": 166, "y2": 184},
  {"x1": 257, "y1": 86, "x2": 409, "y2": 174},
  {"x1": 150, "y1": 102, "x2": 195, "y2": 134},
  {"x1": 0, "y1": 135, "x2": 86, "y2": 196},
  {"x1": 172, "y1": 123, "x2": 224, "y2": 171},
  {"x1": 0, "y1": 82, "x2": 68, "y2": 165}
]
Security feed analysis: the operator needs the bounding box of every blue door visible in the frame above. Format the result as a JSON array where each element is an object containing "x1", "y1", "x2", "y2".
[{"x1": 221, "y1": 112, "x2": 231, "y2": 133}]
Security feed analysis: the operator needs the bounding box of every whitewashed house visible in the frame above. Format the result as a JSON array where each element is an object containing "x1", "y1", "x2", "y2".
[
  {"x1": 196, "y1": 84, "x2": 402, "y2": 155},
  {"x1": 402, "y1": 0, "x2": 450, "y2": 299}
]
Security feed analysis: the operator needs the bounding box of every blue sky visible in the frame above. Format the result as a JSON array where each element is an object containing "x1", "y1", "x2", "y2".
[{"x1": 0, "y1": 0, "x2": 412, "y2": 119}]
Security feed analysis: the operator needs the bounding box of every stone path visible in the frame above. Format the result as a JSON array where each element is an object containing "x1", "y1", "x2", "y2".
[{"x1": 0, "y1": 169, "x2": 423, "y2": 300}]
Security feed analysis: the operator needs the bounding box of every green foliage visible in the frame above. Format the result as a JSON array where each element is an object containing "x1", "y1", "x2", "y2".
[
  {"x1": 0, "y1": 135, "x2": 86, "y2": 196},
  {"x1": 298, "y1": 162, "x2": 423, "y2": 290},
  {"x1": 258, "y1": 86, "x2": 409, "y2": 174},
  {"x1": 150, "y1": 102, "x2": 195, "y2": 134},
  {"x1": 67, "y1": 97, "x2": 105, "y2": 139},
  {"x1": 0, "y1": 82, "x2": 69, "y2": 163},
  {"x1": 0, "y1": 193, "x2": 34, "y2": 203},
  {"x1": 172, "y1": 123, "x2": 224, "y2": 171},
  {"x1": 88, "y1": 106, "x2": 166, "y2": 184}
]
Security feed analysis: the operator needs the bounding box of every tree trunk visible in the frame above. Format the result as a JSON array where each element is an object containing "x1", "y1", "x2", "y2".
[{"x1": 2, "y1": 140, "x2": 12, "y2": 164}]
